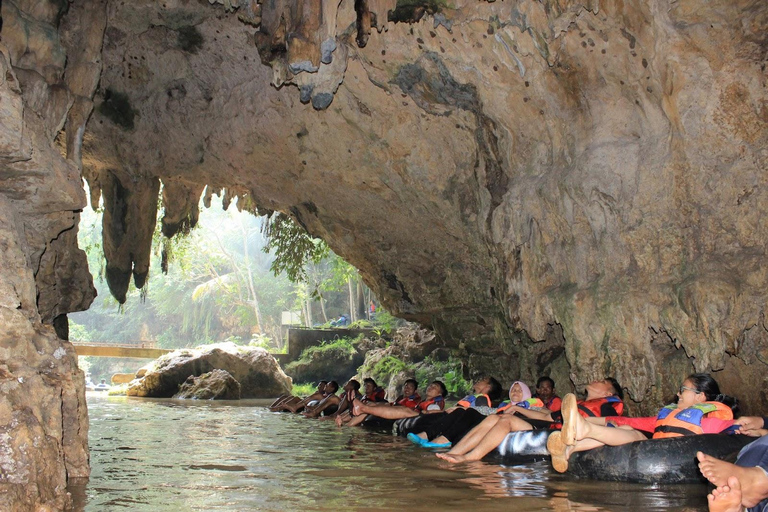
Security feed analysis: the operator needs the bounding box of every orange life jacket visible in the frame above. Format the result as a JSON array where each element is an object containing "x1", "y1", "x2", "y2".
[
  {"x1": 653, "y1": 402, "x2": 734, "y2": 439},
  {"x1": 395, "y1": 393, "x2": 422, "y2": 409},
  {"x1": 418, "y1": 396, "x2": 445, "y2": 412},
  {"x1": 457, "y1": 394, "x2": 492, "y2": 408},
  {"x1": 497, "y1": 397, "x2": 544, "y2": 413},
  {"x1": 364, "y1": 387, "x2": 387, "y2": 403},
  {"x1": 578, "y1": 396, "x2": 624, "y2": 417}
]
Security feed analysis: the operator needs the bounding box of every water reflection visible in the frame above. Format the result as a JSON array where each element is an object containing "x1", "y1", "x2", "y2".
[{"x1": 70, "y1": 394, "x2": 709, "y2": 511}]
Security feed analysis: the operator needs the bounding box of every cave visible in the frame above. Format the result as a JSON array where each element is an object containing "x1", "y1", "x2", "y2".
[{"x1": 0, "y1": 0, "x2": 766, "y2": 509}]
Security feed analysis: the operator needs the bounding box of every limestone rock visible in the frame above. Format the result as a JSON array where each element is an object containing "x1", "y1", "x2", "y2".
[
  {"x1": 284, "y1": 336, "x2": 383, "y2": 384},
  {"x1": 173, "y1": 369, "x2": 242, "y2": 399},
  {"x1": 126, "y1": 343, "x2": 292, "y2": 398}
]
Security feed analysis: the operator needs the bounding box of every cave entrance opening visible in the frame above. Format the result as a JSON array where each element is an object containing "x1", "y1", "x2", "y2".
[{"x1": 68, "y1": 182, "x2": 386, "y2": 386}]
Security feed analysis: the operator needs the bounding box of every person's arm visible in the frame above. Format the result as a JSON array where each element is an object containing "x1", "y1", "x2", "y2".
[
  {"x1": 291, "y1": 391, "x2": 323, "y2": 410},
  {"x1": 304, "y1": 395, "x2": 339, "y2": 418},
  {"x1": 504, "y1": 405, "x2": 554, "y2": 422}
]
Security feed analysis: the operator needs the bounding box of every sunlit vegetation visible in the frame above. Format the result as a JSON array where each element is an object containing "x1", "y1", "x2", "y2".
[{"x1": 70, "y1": 189, "x2": 390, "y2": 383}]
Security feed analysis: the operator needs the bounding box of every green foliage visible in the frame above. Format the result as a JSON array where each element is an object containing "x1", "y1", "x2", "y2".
[
  {"x1": 299, "y1": 335, "x2": 360, "y2": 359},
  {"x1": 359, "y1": 355, "x2": 415, "y2": 386},
  {"x1": 291, "y1": 383, "x2": 317, "y2": 396},
  {"x1": 415, "y1": 356, "x2": 469, "y2": 396},
  {"x1": 372, "y1": 310, "x2": 401, "y2": 333},
  {"x1": 68, "y1": 321, "x2": 93, "y2": 342},
  {"x1": 263, "y1": 213, "x2": 329, "y2": 284}
]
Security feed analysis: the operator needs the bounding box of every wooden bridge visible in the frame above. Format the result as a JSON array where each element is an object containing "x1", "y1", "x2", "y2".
[{"x1": 71, "y1": 341, "x2": 173, "y2": 359}]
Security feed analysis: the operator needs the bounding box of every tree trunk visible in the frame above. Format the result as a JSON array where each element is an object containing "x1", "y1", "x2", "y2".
[
  {"x1": 319, "y1": 296, "x2": 328, "y2": 323},
  {"x1": 304, "y1": 299, "x2": 313, "y2": 327},
  {"x1": 347, "y1": 278, "x2": 356, "y2": 322},
  {"x1": 239, "y1": 221, "x2": 264, "y2": 334},
  {"x1": 356, "y1": 280, "x2": 366, "y2": 321}
]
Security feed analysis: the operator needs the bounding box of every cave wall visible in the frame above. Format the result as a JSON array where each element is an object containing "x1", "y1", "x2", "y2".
[
  {"x1": 0, "y1": 0, "x2": 102, "y2": 509},
  {"x1": 0, "y1": 0, "x2": 766, "y2": 507},
  {"x1": 80, "y1": 0, "x2": 767, "y2": 407}
]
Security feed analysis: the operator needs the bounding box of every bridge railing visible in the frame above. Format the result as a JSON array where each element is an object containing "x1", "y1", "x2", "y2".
[{"x1": 70, "y1": 341, "x2": 160, "y2": 349}]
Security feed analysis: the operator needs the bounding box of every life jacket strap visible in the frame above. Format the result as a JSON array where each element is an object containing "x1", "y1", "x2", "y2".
[{"x1": 654, "y1": 425, "x2": 696, "y2": 436}]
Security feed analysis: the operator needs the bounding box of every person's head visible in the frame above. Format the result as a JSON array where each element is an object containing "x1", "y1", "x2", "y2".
[
  {"x1": 326, "y1": 381, "x2": 339, "y2": 393},
  {"x1": 363, "y1": 378, "x2": 377, "y2": 394},
  {"x1": 317, "y1": 380, "x2": 328, "y2": 392},
  {"x1": 677, "y1": 373, "x2": 739, "y2": 414},
  {"x1": 426, "y1": 380, "x2": 447, "y2": 399},
  {"x1": 345, "y1": 379, "x2": 360, "y2": 392},
  {"x1": 472, "y1": 376, "x2": 502, "y2": 400},
  {"x1": 402, "y1": 379, "x2": 418, "y2": 396},
  {"x1": 535, "y1": 377, "x2": 556, "y2": 402},
  {"x1": 509, "y1": 381, "x2": 532, "y2": 403},
  {"x1": 100, "y1": 379, "x2": 106, "y2": 384},
  {"x1": 585, "y1": 377, "x2": 623, "y2": 401}
]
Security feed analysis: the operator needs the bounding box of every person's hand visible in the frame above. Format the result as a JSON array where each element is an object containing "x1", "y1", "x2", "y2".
[
  {"x1": 335, "y1": 415, "x2": 343, "y2": 427},
  {"x1": 735, "y1": 416, "x2": 765, "y2": 434}
]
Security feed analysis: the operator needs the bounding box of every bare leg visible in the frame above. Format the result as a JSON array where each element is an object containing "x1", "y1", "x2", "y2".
[
  {"x1": 271, "y1": 396, "x2": 301, "y2": 411},
  {"x1": 353, "y1": 399, "x2": 419, "y2": 420},
  {"x1": 548, "y1": 432, "x2": 607, "y2": 472},
  {"x1": 698, "y1": 452, "x2": 768, "y2": 507},
  {"x1": 445, "y1": 415, "x2": 502, "y2": 456},
  {"x1": 707, "y1": 476, "x2": 744, "y2": 512},
  {"x1": 562, "y1": 393, "x2": 646, "y2": 447},
  {"x1": 269, "y1": 394, "x2": 292, "y2": 408},
  {"x1": 438, "y1": 415, "x2": 533, "y2": 463}
]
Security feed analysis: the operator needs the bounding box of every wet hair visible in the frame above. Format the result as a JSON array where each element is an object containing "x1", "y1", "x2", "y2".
[
  {"x1": 487, "y1": 377, "x2": 503, "y2": 402},
  {"x1": 432, "y1": 380, "x2": 447, "y2": 397},
  {"x1": 688, "y1": 373, "x2": 740, "y2": 416},
  {"x1": 349, "y1": 379, "x2": 361, "y2": 391},
  {"x1": 536, "y1": 376, "x2": 555, "y2": 388},
  {"x1": 403, "y1": 378, "x2": 418, "y2": 390},
  {"x1": 363, "y1": 377, "x2": 377, "y2": 388},
  {"x1": 605, "y1": 377, "x2": 624, "y2": 400},
  {"x1": 327, "y1": 381, "x2": 339, "y2": 393}
]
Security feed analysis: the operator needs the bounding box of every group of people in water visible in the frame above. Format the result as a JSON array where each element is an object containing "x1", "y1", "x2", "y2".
[{"x1": 270, "y1": 373, "x2": 768, "y2": 512}]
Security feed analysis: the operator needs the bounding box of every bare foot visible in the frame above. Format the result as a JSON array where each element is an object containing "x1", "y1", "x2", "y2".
[
  {"x1": 708, "y1": 476, "x2": 743, "y2": 512},
  {"x1": 698, "y1": 451, "x2": 768, "y2": 507},
  {"x1": 547, "y1": 431, "x2": 574, "y2": 473},
  {"x1": 698, "y1": 452, "x2": 735, "y2": 487},
  {"x1": 560, "y1": 393, "x2": 588, "y2": 446},
  {"x1": 436, "y1": 453, "x2": 465, "y2": 463},
  {"x1": 352, "y1": 398, "x2": 365, "y2": 416}
]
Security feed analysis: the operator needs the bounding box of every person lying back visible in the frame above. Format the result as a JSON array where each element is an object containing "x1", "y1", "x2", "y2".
[
  {"x1": 437, "y1": 377, "x2": 624, "y2": 463},
  {"x1": 269, "y1": 380, "x2": 328, "y2": 413}
]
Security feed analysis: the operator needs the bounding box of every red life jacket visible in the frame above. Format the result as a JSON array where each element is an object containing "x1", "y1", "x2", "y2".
[
  {"x1": 395, "y1": 393, "x2": 422, "y2": 409},
  {"x1": 544, "y1": 396, "x2": 562, "y2": 412},
  {"x1": 418, "y1": 396, "x2": 445, "y2": 412},
  {"x1": 653, "y1": 402, "x2": 733, "y2": 439},
  {"x1": 550, "y1": 396, "x2": 624, "y2": 429},
  {"x1": 577, "y1": 396, "x2": 624, "y2": 417},
  {"x1": 364, "y1": 387, "x2": 387, "y2": 403},
  {"x1": 457, "y1": 394, "x2": 492, "y2": 408}
]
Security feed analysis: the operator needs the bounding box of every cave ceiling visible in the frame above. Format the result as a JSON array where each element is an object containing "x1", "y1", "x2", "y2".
[{"x1": 68, "y1": 0, "x2": 768, "y2": 400}]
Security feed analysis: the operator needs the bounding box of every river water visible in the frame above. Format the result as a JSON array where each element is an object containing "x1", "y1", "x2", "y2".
[{"x1": 70, "y1": 394, "x2": 710, "y2": 511}]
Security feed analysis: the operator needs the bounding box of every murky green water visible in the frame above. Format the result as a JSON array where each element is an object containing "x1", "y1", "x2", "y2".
[{"x1": 70, "y1": 394, "x2": 710, "y2": 511}]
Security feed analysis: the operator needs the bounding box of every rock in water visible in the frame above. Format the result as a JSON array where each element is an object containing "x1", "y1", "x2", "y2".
[
  {"x1": 173, "y1": 369, "x2": 242, "y2": 400},
  {"x1": 127, "y1": 343, "x2": 292, "y2": 398}
]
